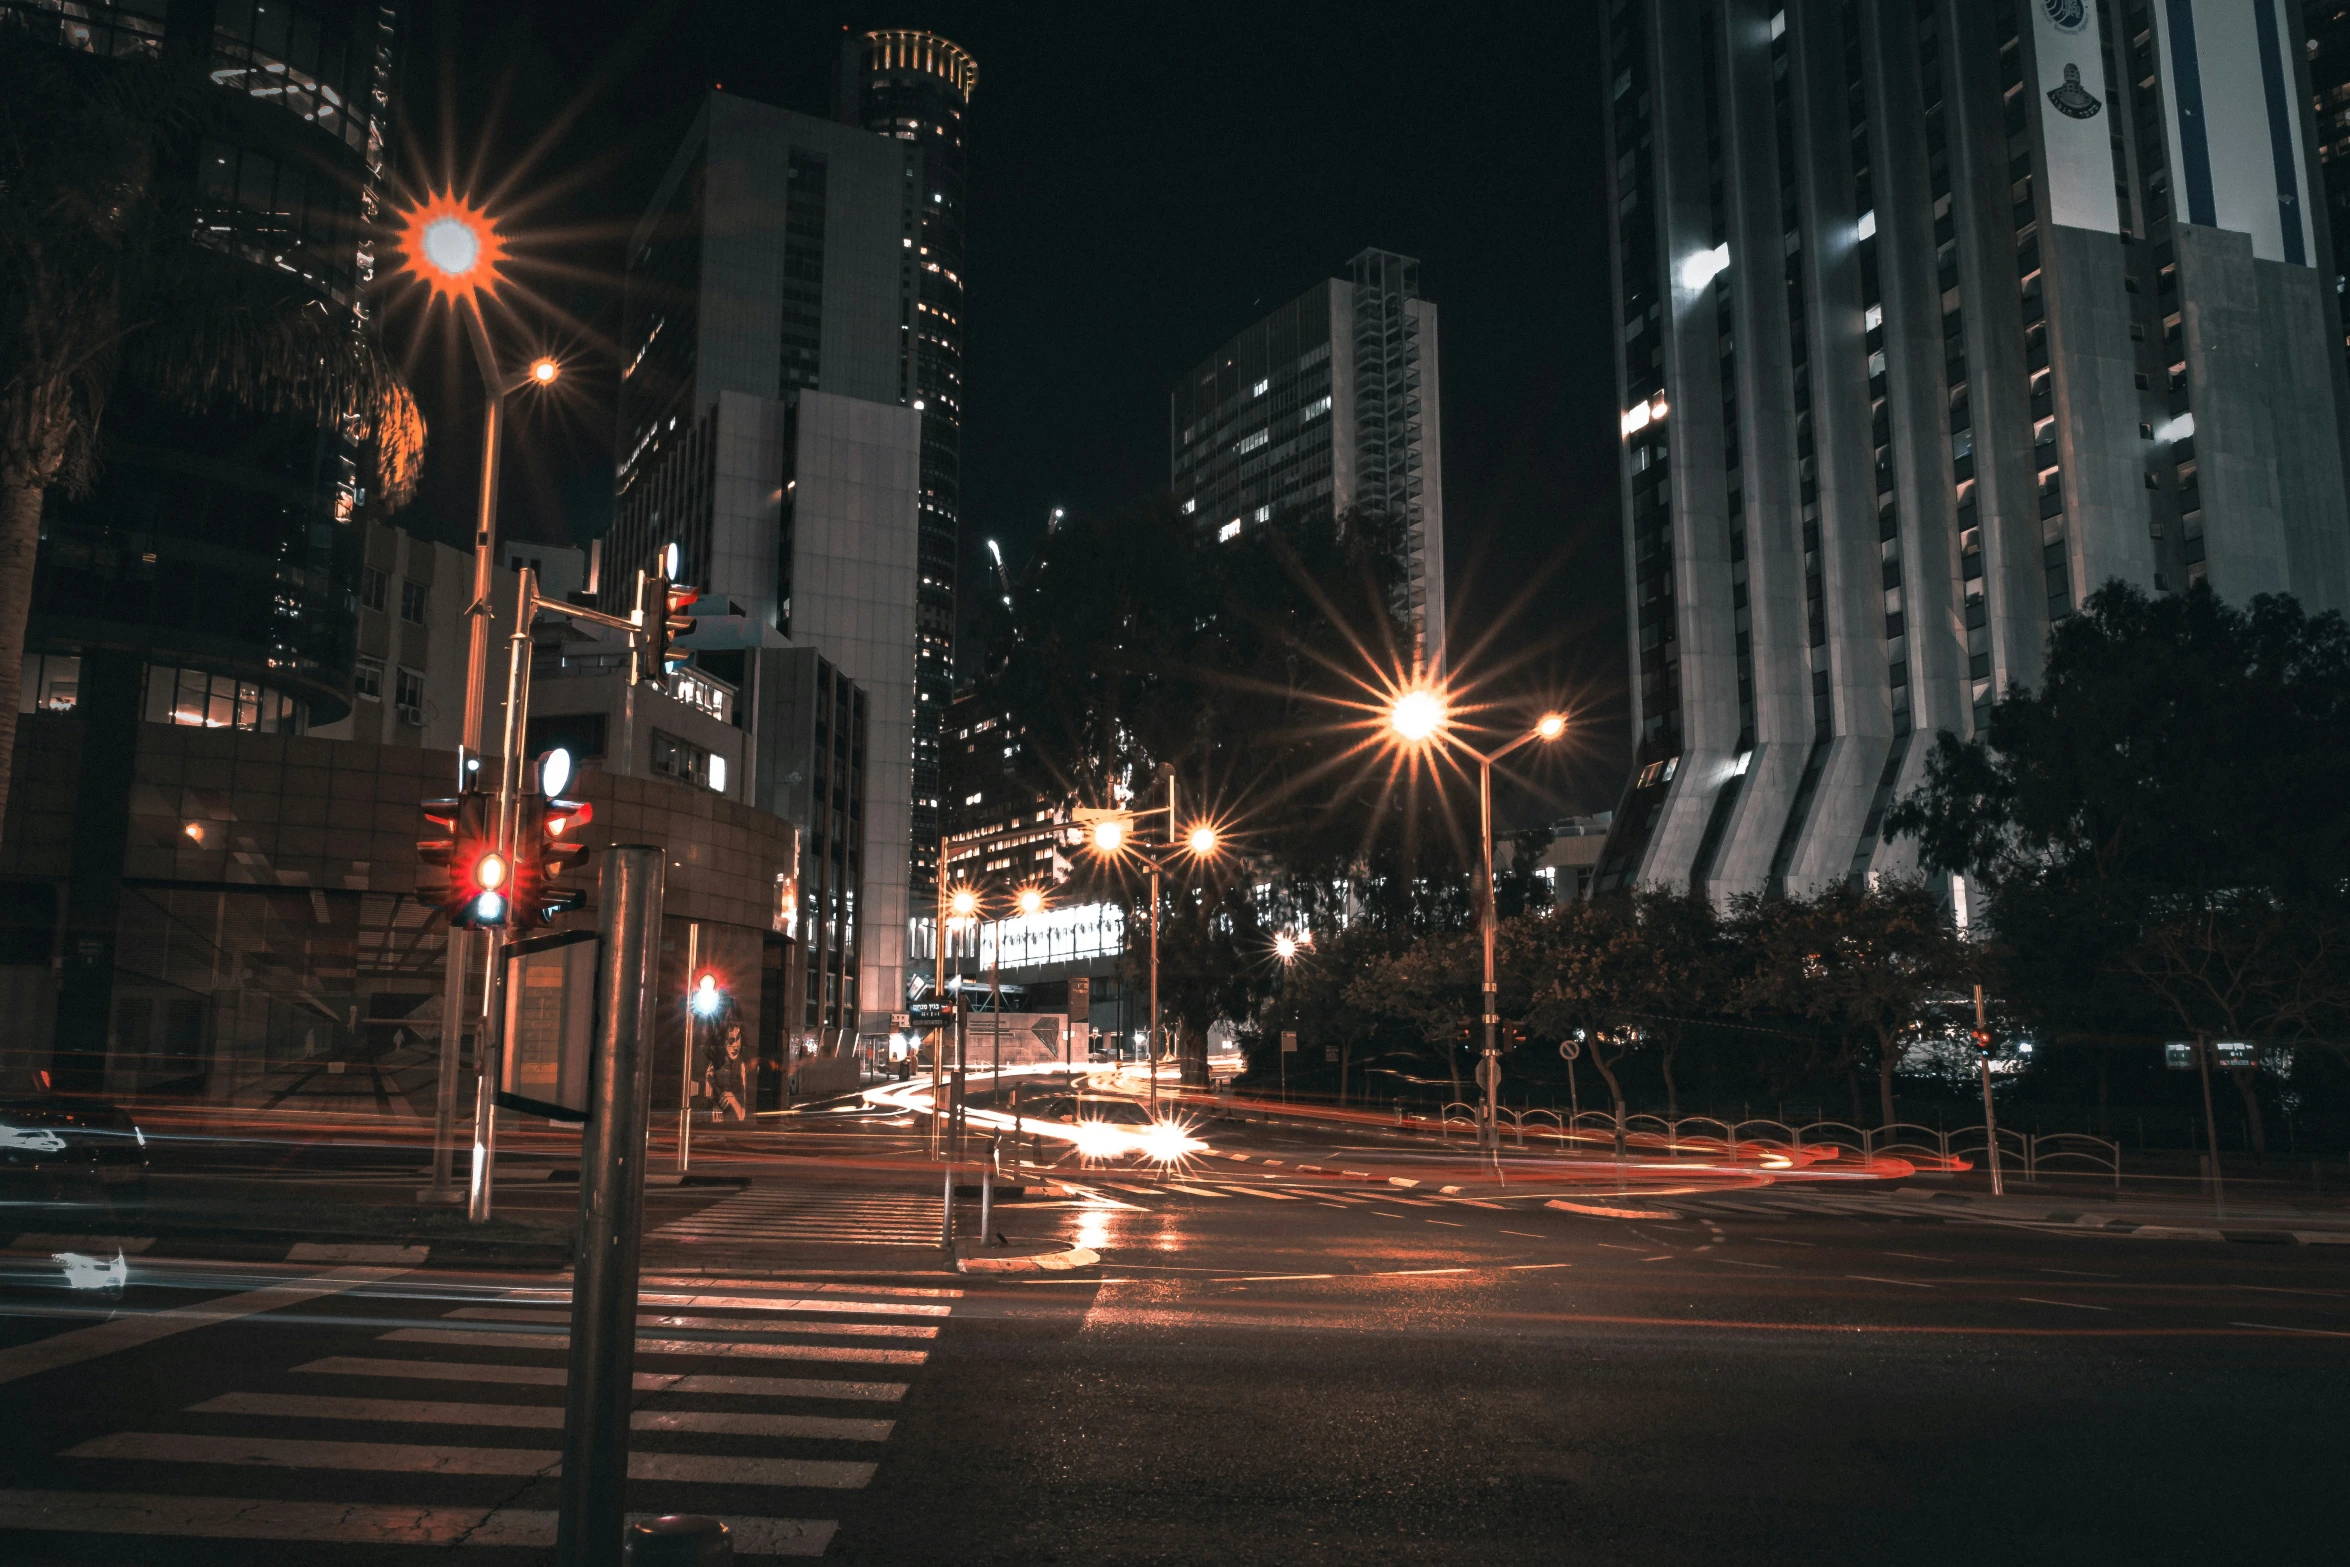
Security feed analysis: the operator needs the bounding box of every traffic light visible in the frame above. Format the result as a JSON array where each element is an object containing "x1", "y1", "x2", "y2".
[
  {"x1": 1970, "y1": 1027, "x2": 1994, "y2": 1057},
  {"x1": 506, "y1": 751, "x2": 596, "y2": 932},
  {"x1": 419, "y1": 789, "x2": 507, "y2": 927},
  {"x1": 641, "y1": 576, "x2": 699, "y2": 679}
]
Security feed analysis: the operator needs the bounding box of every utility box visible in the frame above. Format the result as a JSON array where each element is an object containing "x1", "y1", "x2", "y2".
[{"x1": 500, "y1": 930, "x2": 599, "y2": 1120}]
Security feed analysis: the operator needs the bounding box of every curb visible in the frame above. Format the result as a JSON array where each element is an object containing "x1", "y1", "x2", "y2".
[
  {"x1": 955, "y1": 1245, "x2": 1100, "y2": 1275},
  {"x1": 1545, "y1": 1198, "x2": 1678, "y2": 1221},
  {"x1": 1889, "y1": 1188, "x2": 2350, "y2": 1246},
  {"x1": 4, "y1": 1234, "x2": 573, "y2": 1270}
]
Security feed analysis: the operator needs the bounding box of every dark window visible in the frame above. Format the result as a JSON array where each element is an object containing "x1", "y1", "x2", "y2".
[
  {"x1": 526, "y1": 711, "x2": 608, "y2": 762},
  {"x1": 398, "y1": 579, "x2": 427, "y2": 624},
  {"x1": 360, "y1": 566, "x2": 387, "y2": 613}
]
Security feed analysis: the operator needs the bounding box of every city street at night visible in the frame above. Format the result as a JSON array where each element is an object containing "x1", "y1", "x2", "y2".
[{"x1": 1, "y1": 1081, "x2": 2345, "y2": 1563}]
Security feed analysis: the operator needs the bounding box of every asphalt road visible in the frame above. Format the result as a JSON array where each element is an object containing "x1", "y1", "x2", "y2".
[{"x1": 1, "y1": 1092, "x2": 2344, "y2": 1564}]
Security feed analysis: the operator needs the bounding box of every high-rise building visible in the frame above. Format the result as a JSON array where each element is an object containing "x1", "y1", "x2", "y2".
[
  {"x1": 1596, "y1": 0, "x2": 2350, "y2": 904},
  {"x1": 2305, "y1": 0, "x2": 2350, "y2": 376},
  {"x1": 611, "y1": 91, "x2": 923, "y2": 1046},
  {"x1": 837, "y1": 28, "x2": 978, "y2": 908},
  {"x1": 1169, "y1": 251, "x2": 1448, "y2": 665}
]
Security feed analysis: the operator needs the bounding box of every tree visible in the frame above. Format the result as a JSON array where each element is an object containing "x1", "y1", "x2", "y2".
[
  {"x1": 1346, "y1": 928, "x2": 1478, "y2": 1107},
  {"x1": 1888, "y1": 581, "x2": 2350, "y2": 1153},
  {"x1": 1731, "y1": 880, "x2": 1974, "y2": 1129},
  {"x1": 0, "y1": 27, "x2": 423, "y2": 848}
]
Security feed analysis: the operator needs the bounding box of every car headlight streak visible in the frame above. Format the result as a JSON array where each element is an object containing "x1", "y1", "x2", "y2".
[{"x1": 0, "y1": 1122, "x2": 68, "y2": 1154}]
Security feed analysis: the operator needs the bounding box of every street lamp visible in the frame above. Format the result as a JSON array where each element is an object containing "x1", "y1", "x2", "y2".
[
  {"x1": 398, "y1": 190, "x2": 563, "y2": 1214},
  {"x1": 1077, "y1": 781, "x2": 1226, "y2": 1103},
  {"x1": 1386, "y1": 686, "x2": 1569, "y2": 1169}
]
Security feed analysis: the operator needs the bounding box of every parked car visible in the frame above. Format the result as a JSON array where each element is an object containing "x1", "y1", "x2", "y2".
[{"x1": 0, "y1": 1070, "x2": 150, "y2": 1210}]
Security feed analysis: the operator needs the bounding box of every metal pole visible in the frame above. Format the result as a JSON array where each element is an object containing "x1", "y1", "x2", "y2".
[
  {"x1": 1478, "y1": 753, "x2": 1500, "y2": 1174},
  {"x1": 439, "y1": 308, "x2": 505, "y2": 1207},
  {"x1": 679, "y1": 922, "x2": 699, "y2": 1176},
  {"x1": 980, "y1": 1134, "x2": 995, "y2": 1246},
  {"x1": 940, "y1": 1160, "x2": 954, "y2": 1249},
  {"x1": 2195, "y1": 1031, "x2": 2226, "y2": 1220},
  {"x1": 933, "y1": 878, "x2": 949, "y2": 1159},
  {"x1": 554, "y1": 844, "x2": 664, "y2": 1567},
  {"x1": 990, "y1": 926, "x2": 1002, "y2": 1110},
  {"x1": 468, "y1": 569, "x2": 536, "y2": 1226},
  {"x1": 1974, "y1": 983, "x2": 2004, "y2": 1198},
  {"x1": 1148, "y1": 860, "x2": 1160, "y2": 1107},
  {"x1": 425, "y1": 932, "x2": 468, "y2": 1201},
  {"x1": 467, "y1": 926, "x2": 500, "y2": 1221}
]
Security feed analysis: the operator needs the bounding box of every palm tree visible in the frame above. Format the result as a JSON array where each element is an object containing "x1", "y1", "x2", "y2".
[{"x1": 0, "y1": 25, "x2": 423, "y2": 849}]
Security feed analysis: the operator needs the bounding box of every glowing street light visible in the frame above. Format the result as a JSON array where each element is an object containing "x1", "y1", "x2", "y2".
[
  {"x1": 1388, "y1": 685, "x2": 1448, "y2": 744},
  {"x1": 1186, "y1": 823, "x2": 1218, "y2": 856},
  {"x1": 1015, "y1": 886, "x2": 1045, "y2": 917},
  {"x1": 1274, "y1": 933, "x2": 1299, "y2": 963},
  {"x1": 1375, "y1": 684, "x2": 1571, "y2": 1169},
  {"x1": 529, "y1": 356, "x2": 560, "y2": 385},
  {"x1": 1090, "y1": 817, "x2": 1127, "y2": 853},
  {"x1": 690, "y1": 972, "x2": 724, "y2": 1019},
  {"x1": 948, "y1": 887, "x2": 980, "y2": 922}
]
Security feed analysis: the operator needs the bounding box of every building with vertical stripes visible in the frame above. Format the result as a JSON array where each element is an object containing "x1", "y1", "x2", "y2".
[{"x1": 1595, "y1": 0, "x2": 2350, "y2": 905}]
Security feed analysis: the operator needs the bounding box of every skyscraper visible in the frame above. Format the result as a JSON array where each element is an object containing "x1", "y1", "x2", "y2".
[
  {"x1": 2304, "y1": 0, "x2": 2350, "y2": 376},
  {"x1": 612, "y1": 90, "x2": 923, "y2": 1046},
  {"x1": 1596, "y1": 0, "x2": 2350, "y2": 904},
  {"x1": 1169, "y1": 251, "x2": 1448, "y2": 665},
  {"x1": 838, "y1": 29, "x2": 978, "y2": 907}
]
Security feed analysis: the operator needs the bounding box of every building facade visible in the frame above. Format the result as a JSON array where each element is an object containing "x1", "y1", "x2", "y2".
[
  {"x1": 837, "y1": 29, "x2": 978, "y2": 909},
  {"x1": 1169, "y1": 250, "x2": 1448, "y2": 666},
  {"x1": 1597, "y1": 0, "x2": 2350, "y2": 904},
  {"x1": 610, "y1": 91, "x2": 922, "y2": 1046}
]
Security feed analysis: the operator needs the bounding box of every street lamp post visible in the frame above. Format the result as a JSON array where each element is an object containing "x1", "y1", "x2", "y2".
[
  {"x1": 1077, "y1": 790, "x2": 1219, "y2": 1104},
  {"x1": 398, "y1": 191, "x2": 564, "y2": 1209},
  {"x1": 1385, "y1": 688, "x2": 1567, "y2": 1173}
]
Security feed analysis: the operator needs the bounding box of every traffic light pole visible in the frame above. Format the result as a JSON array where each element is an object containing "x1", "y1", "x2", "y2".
[
  {"x1": 463, "y1": 568, "x2": 654, "y2": 1224},
  {"x1": 1974, "y1": 983, "x2": 2004, "y2": 1198}
]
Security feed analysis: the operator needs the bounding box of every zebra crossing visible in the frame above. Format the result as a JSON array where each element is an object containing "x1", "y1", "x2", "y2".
[
  {"x1": 653, "y1": 1185, "x2": 946, "y2": 1247},
  {"x1": 0, "y1": 1263, "x2": 962, "y2": 1557}
]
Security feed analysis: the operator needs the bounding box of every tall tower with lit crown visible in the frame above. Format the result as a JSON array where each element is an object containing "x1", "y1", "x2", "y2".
[{"x1": 838, "y1": 28, "x2": 978, "y2": 909}]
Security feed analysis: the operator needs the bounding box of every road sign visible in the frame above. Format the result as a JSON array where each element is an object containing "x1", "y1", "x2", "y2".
[
  {"x1": 1557, "y1": 1039, "x2": 1581, "y2": 1062},
  {"x1": 1474, "y1": 1057, "x2": 1498, "y2": 1090},
  {"x1": 2165, "y1": 1042, "x2": 2194, "y2": 1070},
  {"x1": 1324, "y1": 1046, "x2": 1338, "y2": 1063},
  {"x1": 892, "y1": 1013, "x2": 911, "y2": 1029},
  {"x1": 1281, "y1": 1030, "x2": 1298, "y2": 1054}
]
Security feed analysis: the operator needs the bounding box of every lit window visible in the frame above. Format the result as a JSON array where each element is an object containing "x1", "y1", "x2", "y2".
[
  {"x1": 1864, "y1": 304, "x2": 1883, "y2": 331},
  {"x1": 1254, "y1": 506, "x2": 1271, "y2": 523},
  {"x1": 1677, "y1": 243, "x2": 1731, "y2": 292},
  {"x1": 1253, "y1": 379, "x2": 1269, "y2": 397},
  {"x1": 965, "y1": 791, "x2": 983, "y2": 805},
  {"x1": 1218, "y1": 520, "x2": 1242, "y2": 543},
  {"x1": 1180, "y1": 498, "x2": 1195, "y2": 514},
  {"x1": 1770, "y1": 10, "x2": 1786, "y2": 38},
  {"x1": 1856, "y1": 209, "x2": 1877, "y2": 240},
  {"x1": 708, "y1": 753, "x2": 727, "y2": 793},
  {"x1": 1303, "y1": 396, "x2": 1332, "y2": 421},
  {"x1": 1239, "y1": 430, "x2": 1269, "y2": 454}
]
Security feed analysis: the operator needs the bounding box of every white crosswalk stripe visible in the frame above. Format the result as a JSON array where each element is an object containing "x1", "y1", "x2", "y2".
[
  {"x1": 8, "y1": 1270, "x2": 962, "y2": 1559},
  {"x1": 653, "y1": 1186, "x2": 944, "y2": 1246}
]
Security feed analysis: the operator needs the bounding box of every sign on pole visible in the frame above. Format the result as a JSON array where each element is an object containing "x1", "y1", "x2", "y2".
[
  {"x1": 1557, "y1": 1039, "x2": 1581, "y2": 1062},
  {"x1": 1324, "y1": 1046, "x2": 1339, "y2": 1063},
  {"x1": 498, "y1": 930, "x2": 598, "y2": 1121},
  {"x1": 1280, "y1": 1030, "x2": 1298, "y2": 1054}
]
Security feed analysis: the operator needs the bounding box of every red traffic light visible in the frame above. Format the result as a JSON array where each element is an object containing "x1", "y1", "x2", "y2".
[
  {"x1": 420, "y1": 790, "x2": 507, "y2": 927},
  {"x1": 641, "y1": 575, "x2": 699, "y2": 679},
  {"x1": 507, "y1": 789, "x2": 595, "y2": 932},
  {"x1": 1970, "y1": 1028, "x2": 1993, "y2": 1054}
]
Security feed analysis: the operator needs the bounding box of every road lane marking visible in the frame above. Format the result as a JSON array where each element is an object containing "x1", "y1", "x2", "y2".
[
  {"x1": 1594, "y1": 1243, "x2": 1644, "y2": 1252},
  {"x1": 1507, "y1": 1263, "x2": 1572, "y2": 1270},
  {"x1": 0, "y1": 1493, "x2": 836, "y2": 1555},
  {"x1": 1752, "y1": 1236, "x2": 1815, "y2": 1247},
  {"x1": 1500, "y1": 1231, "x2": 1546, "y2": 1239},
  {"x1": 632, "y1": 1292, "x2": 952, "y2": 1318},
  {"x1": 1213, "y1": 1186, "x2": 1300, "y2": 1200},
  {"x1": 1220, "y1": 1274, "x2": 1336, "y2": 1282},
  {"x1": 0, "y1": 1265, "x2": 408, "y2": 1387},
  {"x1": 2232, "y1": 1321, "x2": 2350, "y2": 1337},
  {"x1": 2039, "y1": 1268, "x2": 2116, "y2": 1279},
  {"x1": 1881, "y1": 1253, "x2": 1952, "y2": 1264},
  {"x1": 1370, "y1": 1212, "x2": 1407, "y2": 1219},
  {"x1": 444, "y1": 1308, "x2": 936, "y2": 1340},
  {"x1": 1105, "y1": 1183, "x2": 1164, "y2": 1195},
  {"x1": 1454, "y1": 1200, "x2": 1507, "y2": 1210},
  {"x1": 1641, "y1": 1255, "x2": 1674, "y2": 1262},
  {"x1": 1375, "y1": 1268, "x2": 1471, "y2": 1276},
  {"x1": 61, "y1": 1433, "x2": 875, "y2": 1488},
  {"x1": 293, "y1": 1357, "x2": 907, "y2": 1400},
  {"x1": 381, "y1": 1329, "x2": 926, "y2": 1365},
  {"x1": 188, "y1": 1392, "x2": 895, "y2": 1441},
  {"x1": 1846, "y1": 1275, "x2": 1935, "y2": 1289},
  {"x1": 1710, "y1": 1259, "x2": 1781, "y2": 1269},
  {"x1": 1157, "y1": 1184, "x2": 1227, "y2": 1197},
  {"x1": 1426, "y1": 1220, "x2": 1465, "y2": 1228},
  {"x1": 2017, "y1": 1297, "x2": 2110, "y2": 1312}
]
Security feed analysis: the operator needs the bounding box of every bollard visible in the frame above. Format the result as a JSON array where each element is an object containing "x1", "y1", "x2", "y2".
[
  {"x1": 979, "y1": 1134, "x2": 996, "y2": 1245},
  {"x1": 624, "y1": 1515, "x2": 731, "y2": 1566}
]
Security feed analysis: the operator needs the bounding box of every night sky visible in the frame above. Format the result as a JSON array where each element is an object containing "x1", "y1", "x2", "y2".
[{"x1": 395, "y1": 0, "x2": 1626, "y2": 820}]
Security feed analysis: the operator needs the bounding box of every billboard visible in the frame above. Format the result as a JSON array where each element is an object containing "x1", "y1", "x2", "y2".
[{"x1": 2031, "y1": 0, "x2": 2121, "y2": 234}]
